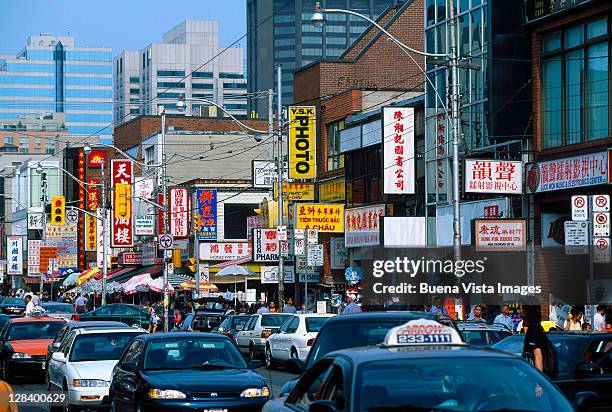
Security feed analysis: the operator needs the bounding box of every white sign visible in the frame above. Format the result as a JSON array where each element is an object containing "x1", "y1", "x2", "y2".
[
  {"x1": 253, "y1": 229, "x2": 280, "y2": 262},
  {"x1": 383, "y1": 107, "x2": 415, "y2": 194},
  {"x1": 307, "y1": 244, "x2": 324, "y2": 266},
  {"x1": 134, "y1": 179, "x2": 155, "y2": 200},
  {"x1": 96, "y1": 209, "x2": 110, "y2": 269},
  {"x1": 474, "y1": 219, "x2": 527, "y2": 251},
  {"x1": 295, "y1": 239, "x2": 305, "y2": 256},
  {"x1": 135, "y1": 215, "x2": 155, "y2": 235},
  {"x1": 27, "y1": 240, "x2": 41, "y2": 276},
  {"x1": 277, "y1": 225, "x2": 287, "y2": 241},
  {"x1": 437, "y1": 198, "x2": 506, "y2": 246},
  {"x1": 199, "y1": 242, "x2": 251, "y2": 261},
  {"x1": 260, "y1": 266, "x2": 295, "y2": 284},
  {"x1": 296, "y1": 255, "x2": 314, "y2": 273},
  {"x1": 27, "y1": 212, "x2": 44, "y2": 230},
  {"x1": 564, "y1": 221, "x2": 589, "y2": 246},
  {"x1": 526, "y1": 151, "x2": 608, "y2": 193},
  {"x1": 593, "y1": 212, "x2": 610, "y2": 237},
  {"x1": 252, "y1": 160, "x2": 288, "y2": 188},
  {"x1": 158, "y1": 234, "x2": 174, "y2": 250},
  {"x1": 330, "y1": 237, "x2": 348, "y2": 269},
  {"x1": 593, "y1": 194, "x2": 610, "y2": 213},
  {"x1": 295, "y1": 229, "x2": 305, "y2": 240},
  {"x1": 65, "y1": 209, "x2": 79, "y2": 224},
  {"x1": 169, "y1": 188, "x2": 189, "y2": 238},
  {"x1": 7, "y1": 236, "x2": 23, "y2": 275},
  {"x1": 571, "y1": 195, "x2": 588, "y2": 221},
  {"x1": 344, "y1": 205, "x2": 385, "y2": 248},
  {"x1": 465, "y1": 159, "x2": 522, "y2": 194},
  {"x1": 384, "y1": 217, "x2": 426, "y2": 247},
  {"x1": 299, "y1": 273, "x2": 320, "y2": 283},
  {"x1": 307, "y1": 229, "x2": 318, "y2": 245},
  {"x1": 593, "y1": 237, "x2": 611, "y2": 263}
]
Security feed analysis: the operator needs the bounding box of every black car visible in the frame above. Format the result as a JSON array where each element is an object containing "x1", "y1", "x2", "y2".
[
  {"x1": 279, "y1": 311, "x2": 459, "y2": 396},
  {"x1": 78, "y1": 303, "x2": 150, "y2": 328},
  {"x1": 0, "y1": 297, "x2": 27, "y2": 317},
  {"x1": 455, "y1": 321, "x2": 513, "y2": 347},
  {"x1": 493, "y1": 332, "x2": 612, "y2": 409},
  {"x1": 109, "y1": 332, "x2": 269, "y2": 411}
]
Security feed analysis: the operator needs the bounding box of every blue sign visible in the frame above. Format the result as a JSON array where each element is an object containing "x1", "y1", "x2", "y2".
[
  {"x1": 195, "y1": 189, "x2": 217, "y2": 240},
  {"x1": 344, "y1": 266, "x2": 363, "y2": 284}
]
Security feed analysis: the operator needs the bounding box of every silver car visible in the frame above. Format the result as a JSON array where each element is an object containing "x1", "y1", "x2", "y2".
[
  {"x1": 42, "y1": 302, "x2": 78, "y2": 321},
  {"x1": 234, "y1": 313, "x2": 294, "y2": 359}
]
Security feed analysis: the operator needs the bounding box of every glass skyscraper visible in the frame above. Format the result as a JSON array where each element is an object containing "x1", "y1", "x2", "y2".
[{"x1": 0, "y1": 34, "x2": 112, "y2": 140}]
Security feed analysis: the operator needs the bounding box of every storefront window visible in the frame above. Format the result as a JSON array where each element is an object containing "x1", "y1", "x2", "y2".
[{"x1": 327, "y1": 120, "x2": 345, "y2": 171}]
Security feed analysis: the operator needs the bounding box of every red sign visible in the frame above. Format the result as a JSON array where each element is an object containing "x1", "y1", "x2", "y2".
[
  {"x1": 158, "y1": 193, "x2": 166, "y2": 235},
  {"x1": 120, "y1": 252, "x2": 142, "y2": 265},
  {"x1": 78, "y1": 150, "x2": 86, "y2": 270},
  {"x1": 87, "y1": 178, "x2": 99, "y2": 211},
  {"x1": 436, "y1": 114, "x2": 446, "y2": 191},
  {"x1": 87, "y1": 149, "x2": 106, "y2": 168},
  {"x1": 169, "y1": 188, "x2": 189, "y2": 238},
  {"x1": 111, "y1": 159, "x2": 134, "y2": 247}
]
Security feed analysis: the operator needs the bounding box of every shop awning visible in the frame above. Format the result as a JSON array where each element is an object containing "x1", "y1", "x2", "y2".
[
  {"x1": 111, "y1": 265, "x2": 163, "y2": 283},
  {"x1": 210, "y1": 256, "x2": 252, "y2": 268},
  {"x1": 94, "y1": 267, "x2": 131, "y2": 281}
]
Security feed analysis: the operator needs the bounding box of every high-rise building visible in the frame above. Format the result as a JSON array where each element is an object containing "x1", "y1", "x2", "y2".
[
  {"x1": 114, "y1": 20, "x2": 247, "y2": 124},
  {"x1": 0, "y1": 34, "x2": 112, "y2": 140},
  {"x1": 247, "y1": 0, "x2": 406, "y2": 117}
]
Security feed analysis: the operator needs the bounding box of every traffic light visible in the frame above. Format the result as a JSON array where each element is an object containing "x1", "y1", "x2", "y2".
[
  {"x1": 187, "y1": 258, "x2": 196, "y2": 273},
  {"x1": 51, "y1": 196, "x2": 65, "y2": 226},
  {"x1": 114, "y1": 183, "x2": 131, "y2": 219}
]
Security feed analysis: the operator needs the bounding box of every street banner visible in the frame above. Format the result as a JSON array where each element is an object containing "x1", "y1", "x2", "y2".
[
  {"x1": 111, "y1": 159, "x2": 134, "y2": 247},
  {"x1": 383, "y1": 107, "x2": 415, "y2": 194},
  {"x1": 7, "y1": 236, "x2": 22, "y2": 275},
  {"x1": 273, "y1": 182, "x2": 315, "y2": 201},
  {"x1": 474, "y1": 219, "x2": 526, "y2": 251},
  {"x1": 194, "y1": 189, "x2": 217, "y2": 240},
  {"x1": 96, "y1": 208, "x2": 111, "y2": 268},
  {"x1": 199, "y1": 242, "x2": 252, "y2": 261},
  {"x1": 157, "y1": 193, "x2": 165, "y2": 235},
  {"x1": 78, "y1": 149, "x2": 86, "y2": 270},
  {"x1": 345, "y1": 204, "x2": 385, "y2": 247},
  {"x1": 465, "y1": 159, "x2": 522, "y2": 194},
  {"x1": 85, "y1": 214, "x2": 97, "y2": 251},
  {"x1": 246, "y1": 216, "x2": 264, "y2": 241},
  {"x1": 288, "y1": 106, "x2": 316, "y2": 179},
  {"x1": 27, "y1": 240, "x2": 41, "y2": 276},
  {"x1": 170, "y1": 188, "x2": 189, "y2": 238},
  {"x1": 526, "y1": 151, "x2": 608, "y2": 193},
  {"x1": 318, "y1": 178, "x2": 345, "y2": 202},
  {"x1": 295, "y1": 203, "x2": 344, "y2": 232},
  {"x1": 252, "y1": 160, "x2": 288, "y2": 188},
  {"x1": 135, "y1": 215, "x2": 154, "y2": 235},
  {"x1": 39, "y1": 246, "x2": 58, "y2": 273}
]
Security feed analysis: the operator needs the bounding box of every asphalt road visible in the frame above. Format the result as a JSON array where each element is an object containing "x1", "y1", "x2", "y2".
[{"x1": 12, "y1": 367, "x2": 297, "y2": 411}]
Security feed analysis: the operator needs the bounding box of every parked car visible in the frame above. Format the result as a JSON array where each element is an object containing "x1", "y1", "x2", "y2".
[
  {"x1": 0, "y1": 316, "x2": 66, "y2": 381},
  {"x1": 235, "y1": 313, "x2": 294, "y2": 359},
  {"x1": 493, "y1": 332, "x2": 612, "y2": 409},
  {"x1": 215, "y1": 314, "x2": 251, "y2": 340},
  {"x1": 109, "y1": 333, "x2": 269, "y2": 411},
  {"x1": 47, "y1": 327, "x2": 145, "y2": 411},
  {"x1": 171, "y1": 311, "x2": 225, "y2": 333},
  {"x1": 455, "y1": 321, "x2": 513, "y2": 347},
  {"x1": 78, "y1": 304, "x2": 150, "y2": 328},
  {"x1": 41, "y1": 302, "x2": 79, "y2": 321},
  {"x1": 0, "y1": 297, "x2": 26, "y2": 317},
  {"x1": 265, "y1": 313, "x2": 333, "y2": 368}
]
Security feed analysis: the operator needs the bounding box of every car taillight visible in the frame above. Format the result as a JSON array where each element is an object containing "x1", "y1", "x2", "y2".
[
  {"x1": 71, "y1": 314, "x2": 80, "y2": 321},
  {"x1": 261, "y1": 329, "x2": 272, "y2": 339},
  {"x1": 307, "y1": 338, "x2": 314, "y2": 346}
]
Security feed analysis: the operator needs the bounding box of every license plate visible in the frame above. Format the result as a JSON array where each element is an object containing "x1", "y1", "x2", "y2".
[{"x1": 203, "y1": 409, "x2": 228, "y2": 412}]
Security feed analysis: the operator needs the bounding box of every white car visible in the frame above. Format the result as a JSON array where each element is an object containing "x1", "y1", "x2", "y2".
[
  {"x1": 235, "y1": 313, "x2": 294, "y2": 359},
  {"x1": 265, "y1": 313, "x2": 333, "y2": 368},
  {"x1": 47, "y1": 327, "x2": 145, "y2": 411}
]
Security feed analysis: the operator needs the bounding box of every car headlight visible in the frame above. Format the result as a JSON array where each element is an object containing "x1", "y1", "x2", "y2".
[
  {"x1": 218, "y1": 327, "x2": 225, "y2": 332},
  {"x1": 148, "y1": 389, "x2": 187, "y2": 399},
  {"x1": 72, "y1": 379, "x2": 109, "y2": 387},
  {"x1": 240, "y1": 387, "x2": 270, "y2": 398},
  {"x1": 11, "y1": 352, "x2": 32, "y2": 359}
]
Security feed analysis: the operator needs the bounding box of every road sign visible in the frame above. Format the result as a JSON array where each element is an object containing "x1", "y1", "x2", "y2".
[
  {"x1": 159, "y1": 234, "x2": 174, "y2": 250},
  {"x1": 593, "y1": 212, "x2": 610, "y2": 237},
  {"x1": 571, "y1": 195, "x2": 588, "y2": 221},
  {"x1": 564, "y1": 221, "x2": 589, "y2": 246},
  {"x1": 307, "y1": 244, "x2": 324, "y2": 266},
  {"x1": 277, "y1": 225, "x2": 287, "y2": 241},
  {"x1": 593, "y1": 237, "x2": 611, "y2": 263},
  {"x1": 294, "y1": 239, "x2": 305, "y2": 256},
  {"x1": 294, "y1": 229, "x2": 305, "y2": 240},
  {"x1": 296, "y1": 255, "x2": 314, "y2": 273},
  {"x1": 167, "y1": 262, "x2": 174, "y2": 275},
  {"x1": 592, "y1": 194, "x2": 610, "y2": 213},
  {"x1": 307, "y1": 229, "x2": 318, "y2": 245},
  {"x1": 299, "y1": 273, "x2": 319, "y2": 283},
  {"x1": 280, "y1": 240, "x2": 289, "y2": 258}
]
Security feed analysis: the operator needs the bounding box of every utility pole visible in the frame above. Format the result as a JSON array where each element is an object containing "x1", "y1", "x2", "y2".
[
  {"x1": 40, "y1": 171, "x2": 47, "y2": 295},
  {"x1": 276, "y1": 65, "x2": 285, "y2": 311},
  {"x1": 160, "y1": 107, "x2": 169, "y2": 332}
]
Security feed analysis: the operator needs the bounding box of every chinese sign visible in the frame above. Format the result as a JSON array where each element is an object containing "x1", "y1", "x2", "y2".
[
  {"x1": 318, "y1": 178, "x2": 345, "y2": 202},
  {"x1": 46, "y1": 225, "x2": 77, "y2": 240},
  {"x1": 7, "y1": 236, "x2": 22, "y2": 275},
  {"x1": 526, "y1": 151, "x2": 608, "y2": 193},
  {"x1": 27, "y1": 212, "x2": 44, "y2": 230},
  {"x1": 345, "y1": 204, "x2": 385, "y2": 247},
  {"x1": 87, "y1": 179, "x2": 99, "y2": 210},
  {"x1": 273, "y1": 182, "x2": 315, "y2": 201},
  {"x1": 288, "y1": 106, "x2": 316, "y2": 179},
  {"x1": 85, "y1": 214, "x2": 97, "y2": 251},
  {"x1": 78, "y1": 149, "x2": 86, "y2": 270},
  {"x1": 383, "y1": 107, "x2": 415, "y2": 194},
  {"x1": 170, "y1": 188, "x2": 189, "y2": 238},
  {"x1": 86, "y1": 149, "x2": 106, "y2": 168},
  {"x1": 97, "y1": 209, "x2": 111, "y2": 268},
  {"x1": 135, "y1": 215, "x2": 155, "y2": 235},
  {"x1": 194, "y1": 189, "x2": 217, "y2": 240},
  {"x1": 111, "y1": 159, "x2": 134, "y2": 247},
  {"x1": 246, "y1": 216, "x2": 264, "y2": 241},
  {"x1": 295, "y1": 203, "x2": 344, "y2": 233},
  {"x1": 435, "y1": 113, "x2": 447, "y2": 194},
  {"x1": 39, "y1": 246, "x2": 58, "y2": 273},
  {"x1": 252, "y1": 160, "x2": 289, "y2": 188},
  {"x1": 27, "y1": 240, "x2": 41, "y2": 276},
  {"x1": 465, "y1": 159, "x2": 523, "y2": 194},
  {"x1": 524, "y1": 0, "x2": 593, "y2": 24},
  {"x1": 474, "y1": 219, "x2": 526, "y2": 251},
  {"x1": 199, "y1": 242, "x2": 252, "y2": 261},
  {"x1": 253, "y1": 229, "x2": 282, "y2": 262},
  {"x1": 120, "y1": 252, "x2": 142, "y2": 265}
]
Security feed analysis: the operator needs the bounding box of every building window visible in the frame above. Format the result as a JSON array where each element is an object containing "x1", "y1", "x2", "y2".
[
  {"x1": 19, "y1": 137, "x2": 29, "y2": 153},
  {"x1": 192, "y1": 83, "x2": 214, "y2": 90},
  {"x1": 157, "y1": 70, "x2": 185, "y2": 77},
  {"x1": 192, "y1": 71, "x2": 213, "y2": 78},
  {"x1": 157, "y1": 82, "x2": 185, "y2": 88},
  {"x1": 219, "y1": 73, "x2": 244, "y2": 79},
  {"x1": 4, "y1": 136, "x2": 13, "y2": 144},
  {"x1": 223, "y1": 82, "x2": 245, "y2": 89},
  {"x1": 130, "y1": 88, "x2": 140, "y2": 94},
  {"x1": 327, "y1": 120, "x2": 345, "y2": 171},
  {"x1": 541, "y1": 18, "x2": 610, "y2": 148},
  {"x1": 145, "y1": 146, "x2": 156, "y2": 166},
  {"x1": 129, "y1": 76, "x2": 139, "y2": 83}
]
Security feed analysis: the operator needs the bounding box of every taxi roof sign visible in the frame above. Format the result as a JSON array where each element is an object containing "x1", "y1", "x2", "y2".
[{"x1": 383, "y1": 319, "x2": 464, "y2": 346}]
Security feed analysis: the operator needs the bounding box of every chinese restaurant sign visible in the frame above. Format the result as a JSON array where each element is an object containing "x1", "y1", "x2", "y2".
[
  {"x1": 465, "y1": 159, "x2": 523, "y2": 194},
  {"x1": 383, "y1": 107, "x2": 415, "y2": 194},
  {"x1": 474, "y1": 219, "x2": 526, "y2": 251},
  {"x1": 318, "y1": 178, "x2": 345, "y2": 202},
  {"x1": 78, "y1": 149, "x2": 86, "y2": 270},
  {"x1": 111, "y1": 159, "x2": 133, "y2": 247},
  {"x1": 194, "y1": 189, "x2": 217, "y2": 240},
  {"x1": 273, "y1": 182, "x2": 315, "y2": 201},
  {"x1": 199, "y1": 242, "x2": 252, "y2": 261},
  {"x1": 526, "y1": 151, "x2": 608, "y2": 193},
  {"x1": 345, "y1": 205, "x2": 385, "y2": 248},
  {"x1": 7, "y1": 236, "x2": 22, "y2": 275},
  {"x1": 85, "y1": 215, "x2": 97, "y2": 251},
  {"x1": 87, "y1": 179, "x2": 100, "y2": 210},
  {"x1": 170, "y1": 188, "x2": 189, "y2": 238},
  {"x1": 288, "y1": 106, "x2": 316, "y2": 179},
  {"x1": 295, "y1": 203, "x2": 344, "y2": 233}
]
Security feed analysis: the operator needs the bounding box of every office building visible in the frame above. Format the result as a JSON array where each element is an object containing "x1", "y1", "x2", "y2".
[
  {"x1": 247, "y1": 0, "x2": 406, "y2": 117},
  {"x1": 0, "y1": 34, "x2": 112, "y2": 140},
  {"x1": 114, "y1": 20, "x2": 247, "y2": 124}
]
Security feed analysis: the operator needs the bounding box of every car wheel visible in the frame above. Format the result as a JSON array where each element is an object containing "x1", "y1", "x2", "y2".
[
  {"x1": 265, "y1": 345, "x2": 275, "y2": 369},
  {"x1": 291, "y1": 347, "x2": 299, "y2": 359}
]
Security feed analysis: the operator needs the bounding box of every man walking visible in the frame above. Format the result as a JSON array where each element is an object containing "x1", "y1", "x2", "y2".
[
  {"x1": 429, "y1": 297, "x2": 448, "y2": 315},
  {"x1": 24, "y1": 295, "x2": 35, "y2": 317},
  {"x1": 283, "y1": 297, "x2": 298, "y2": 314},
  {"x1": 342, "y1": 294, "x2": 361, "y2": 315},
  {"x1": 594, "y1": 305, "x2": 607, "y2": 332},
  {"x1": 256, "y1": 301, "x2": 269, "y2": 314},
  {"x1": 468, "y1": 305, "x2": 486, "y2": 322},
  {"x1": 494, "y1": 304, "x2": 514, "y2": 332},
  {"x1": 74, "y1": 294, "x2": 87, "y2": 314}
]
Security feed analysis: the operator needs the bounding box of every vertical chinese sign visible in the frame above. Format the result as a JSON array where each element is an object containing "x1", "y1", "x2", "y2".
[
  {"x1": 194, "y1": 189, "x2": 217, "y2": 240},
  {"x1": 170, "y1": 188, "x2": 189, "y2": 238},
  {"x1": 7, "y1": 236, "x2": 22, "y2": 276},
  {"x1": 435, "y1": 113, "x2": 447, "y2": 197},
  {"x1": 111, "y1": 159, "x2": 134, "y2": 247},
  {"x1": 78, "y1": 149, "x2": 86, "y2": 270},
  {"x1": 85, "y1": 178, "x2": 99, "y2": 251},
  {"x1": 383, "y1": 107, "x2": 415, "y2": 194}
]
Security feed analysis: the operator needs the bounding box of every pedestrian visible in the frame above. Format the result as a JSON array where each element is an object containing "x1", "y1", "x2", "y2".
[
  {"x1": 582, "y1": 322, "x2": 592, "y2": 332},
  {"x1": 256, "y1": 300, "x2": 269, "y2": 314},
  {"x1": 283, "y1": 297, "x2": 298, "y2": 314},
  {"x1": 56, "y1": 292, "x2": 64, "y2": 303},
  {"x1": 522, "y1": 305, "x2": 557, "y2": 378},
  {"x1": 64, "y1": 292, "x2": 72, "y2": 304},
  {"x1": 148, "y1": 301, "x2": 160, "y2": 333},
  {"x1": 468, "y1": 305, "x2": 486, "y2": 322},
  {"x1": 564, "y1": 306, "x2": 583, "y2": 331},
  {"x1": 342, "y1": 294, "x2": 362, "y2": 315},
  {"x1": 494, "y1": 304, "x2": 514, "y2": 332},
  {"x1": 24, "y1": 295, "x2": 35, "y2": 317},
  {"x1": 31, "y1": 293, "x2": 40, "y2": 305},
  {"x1": 74, "y1": 294, "x2": 87, "y2": 314},
  {"x1": 269, "y1": 301, "x2": 278, "y2": 313},
  {"x1": 429, "y1": 297, "x2": 448, "y2": 315},
  {"x1": 594, "y1": 305, "x2": 607, "y2": 332},
  {"x1": 173, "y1": 308, "x2": 183, "y2": 329}
]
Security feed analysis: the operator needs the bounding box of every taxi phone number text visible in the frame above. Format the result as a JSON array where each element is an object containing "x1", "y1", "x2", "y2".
[{"x1": 397, "y1": 334, "x2": 452, "y2": 344}]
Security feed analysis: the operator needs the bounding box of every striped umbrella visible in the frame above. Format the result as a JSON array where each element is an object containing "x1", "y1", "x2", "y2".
[
  {"x1": 179, "y1": 280, "x2": 218, "y2": 292},
  {"x1": 75, "y1": 268, "x2": 100, "y2": 286}
]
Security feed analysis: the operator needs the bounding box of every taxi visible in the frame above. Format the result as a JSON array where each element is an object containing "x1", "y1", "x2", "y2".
[
  {"x1": 263, "y1": 319, "x2": 581, "y2": 412},
  {"x1": 0, "y1": 315, "x2": 65, "y2": 381}
]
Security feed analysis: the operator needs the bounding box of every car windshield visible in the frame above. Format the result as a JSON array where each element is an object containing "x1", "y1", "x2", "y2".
[
  {"x1": 70, "y1": 332, "x2": 140, "y2": 362},
  {"x1": 192, "y1": 315, "x2": 224, "y2": 332},
  {"x1": 143, "y1": 338, "x2": 248, "y2": 370},
  {"x1": 305, "y1": 317, "x2": 328, "y2": 333},
  {"x1": 2, "y1": 298, "x2": 25, "y2": 306},
  {"x1": 42, "y1": 303, "x2": 76, "y2": 314},
  {"x1": 7, "y1": 321, "x2": 64, "y2": 340},
  {"x1": 356, "y1": 357, "x2": 574, "y2": 412},
  {"x1": 461, "y1": 329, "x2": 512, "y2": 346},
  {"x1": 230, "y1": 316, "x2": 250, "y2": 329},
  {"x1": 262, "y1": 314, "x2": 292, "y2": 327}
]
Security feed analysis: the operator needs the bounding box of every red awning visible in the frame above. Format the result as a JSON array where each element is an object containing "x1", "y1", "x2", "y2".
[{"x1": 210, "y1": 256, "x2": 252, "y2": 269}]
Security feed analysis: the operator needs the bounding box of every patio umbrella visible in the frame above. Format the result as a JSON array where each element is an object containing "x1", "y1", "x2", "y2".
[
  {"x1": 214, "y1": 265, "x2": 257, "y2": 307},
  {"x1": 147, "y1": 277, "x2": 174, "y2": 294},
  {"x1": 122, "y1": 273, "x2": 153, "y2": 295},
  {"x1": 179, "y1": 280, "x2": 218, "y2": 292},
  {"x1": 63, "y1": 271, "x2": 80, "y2": 287},
  {"x1": 75, "y1": 268, "x2": 100, "y2": 286}
]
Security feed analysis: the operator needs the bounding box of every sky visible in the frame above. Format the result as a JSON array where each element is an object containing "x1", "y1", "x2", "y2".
[{"x1": 0, "y1": 0, "x2": 247, "y2": 55}]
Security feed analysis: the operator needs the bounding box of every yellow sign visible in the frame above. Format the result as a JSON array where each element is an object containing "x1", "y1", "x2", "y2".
[
  {"x1": 295, "y1": 203, "x2": 344, "y2": 232},
  {"x1": 114, "y1": 183, "x2": 131, "y2": 219},
  {"x1": 318, "y1": 178, "x2": 345, "y2": 202},
  {"x1": 85, "y1": 214, "x2": 97, "y2": 251},
  {"x1": 289, "y1": 106, "x2": 316, "y2": 179},
  {"x1": 274, "y1": 182, "x2": 315, "y2": 201}
]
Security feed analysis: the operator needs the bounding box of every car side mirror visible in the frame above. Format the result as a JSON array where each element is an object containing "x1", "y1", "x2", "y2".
[
  {"x1": 284, "y1": 358, "x2": 305, "y2": 375},
  {"x1": 309, "y1": 400, "x2": 338, "y2": 412},
  {"x1": 51, "y1": 352, "x2": 66, "y2": 363},
  {"x1": 249, "y1": 359, "x2": 263, "y2": 369},
  {"x1": 573, "y1": 391, "x2": 599, "y2": 412},
  {"x1": 51, "y1": 342, "x2": 61, "y2": 349},
  {"x1": 576, "y1": 362, "x2": 603, "y2": 377}
]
